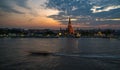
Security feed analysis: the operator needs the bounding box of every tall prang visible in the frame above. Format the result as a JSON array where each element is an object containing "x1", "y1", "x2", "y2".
[{"x1": 67, "y1": 17, "x2": 74, "y2": 34}]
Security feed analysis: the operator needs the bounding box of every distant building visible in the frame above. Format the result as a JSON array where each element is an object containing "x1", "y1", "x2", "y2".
[
  {"x1": 67, "y1": 17, "x2": 74, "y2": 34},
  {"x1": 58, "y1": 17, "x2": 81, "y2": 38}
]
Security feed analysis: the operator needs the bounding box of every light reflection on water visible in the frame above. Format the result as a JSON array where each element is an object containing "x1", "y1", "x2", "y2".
[{"x1": 0, "y1": 38, "x2": 120, "y2": 70}]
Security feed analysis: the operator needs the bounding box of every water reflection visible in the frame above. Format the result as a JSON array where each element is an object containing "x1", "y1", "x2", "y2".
[{"x1": 58, "y1": 38, "x2": 79, "y2": 53}]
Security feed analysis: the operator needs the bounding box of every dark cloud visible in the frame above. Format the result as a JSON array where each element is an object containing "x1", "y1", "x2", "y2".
[
  {"x1": 47, "y1": 0, "x2": 92, "y2": 16},
  {"x1": 0, "y1": 5, "x2": 24, "y2": 14},
  {"x1": 0, "y1": 0, "x2": 28, "y2": 14},
  {"x1": 14, "y1": 0, "x2": 30, "y2": 9},
  {"x1": 46, "y1": 0, "x2": 120, "y2": 26},
  {"x1": 47, "y1": 0, "x2": 120, "y2": 17}
]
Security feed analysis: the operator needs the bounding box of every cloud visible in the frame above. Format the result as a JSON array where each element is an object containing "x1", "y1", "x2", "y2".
[
  {"x1": 0, "y1": 0, "x2": 27, "y2": 14},
  {"x1": 88, "y1": 0, "x2": 120, "y2": 6},
  {"x1": 0, "y1": 0, "x2": 120, "y2": 29},
  {"x1": 24, "y1": 0, "x2": 60, "y2": 17},
  {"x1": 72, "y1": 6, "x2": 78, "y2": 11},
  {"x1": 95, "y1": 18, "x2": 120, "y2": 21},
  {"x1": 15, "y1": 0, "x2": 29, "y2": 9},
  {"x1": 0, "y1": 0, "x2": 62, "y2": 29},
  {"x1": 58, "y1": 18, "x2": 78, "y2": 22},
  {"x1": 0, "y1": 0, "x2": 60, "y2": 16},
  {"x1": 0, "y1": 0, "x2": 61, "y2": 28},
  {"x1": 91, "y1": 5, "x2": 120, "y2": 13}
]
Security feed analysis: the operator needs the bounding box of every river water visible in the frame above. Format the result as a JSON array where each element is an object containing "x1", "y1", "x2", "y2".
[{"x1": 0, "y1": 38, "x2": 120, "y2": 70}]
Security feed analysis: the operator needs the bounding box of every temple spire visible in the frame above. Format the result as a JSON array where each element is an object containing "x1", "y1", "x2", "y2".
[
  {"x1": 68, "y1": 17, "x2": 71, "y2": 24},
  {"x1": 67, "y1": 17, "x2": 74, "y2": 34}
]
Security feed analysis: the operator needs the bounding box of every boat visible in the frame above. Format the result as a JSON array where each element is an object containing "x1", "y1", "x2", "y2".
[{"x1": 29, "y1": 51, "x2": 52, "y2": 56}]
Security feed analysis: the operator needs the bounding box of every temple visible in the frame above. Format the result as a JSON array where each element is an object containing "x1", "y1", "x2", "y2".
[
  {"x1": 58, "y1": 17, "x2": 81, "y2": 38},
  {"x1": 67, "y1": 17, "x2": 74, "y2": 34}
]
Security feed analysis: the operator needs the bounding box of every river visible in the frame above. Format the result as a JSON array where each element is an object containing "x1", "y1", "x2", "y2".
[{"x1": 0, "y1": 38, "x2": 120, "y2": 70}]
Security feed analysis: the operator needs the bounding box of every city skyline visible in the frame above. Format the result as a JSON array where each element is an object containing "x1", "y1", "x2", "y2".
[{"x1": 0, "y1": 0, "x2": 120, "y2": 29}]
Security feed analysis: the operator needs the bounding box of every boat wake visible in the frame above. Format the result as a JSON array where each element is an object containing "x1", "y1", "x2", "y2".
[
  {"x1": 29, "y1": 51, "x2": 120, "y2": 59},
  {"x1": 54, "y1": 53, "x2": 120, "y2": 59}
]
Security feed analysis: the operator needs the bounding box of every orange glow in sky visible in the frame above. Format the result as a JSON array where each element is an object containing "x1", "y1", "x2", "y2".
[{"x1": 0, "y1": 0, "x2": 120, "y2": 29}]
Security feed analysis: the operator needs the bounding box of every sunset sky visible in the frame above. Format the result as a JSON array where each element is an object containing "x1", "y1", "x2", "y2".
[{"x1": 0, "y1": 0, "x2": 120, "y2": 29}]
